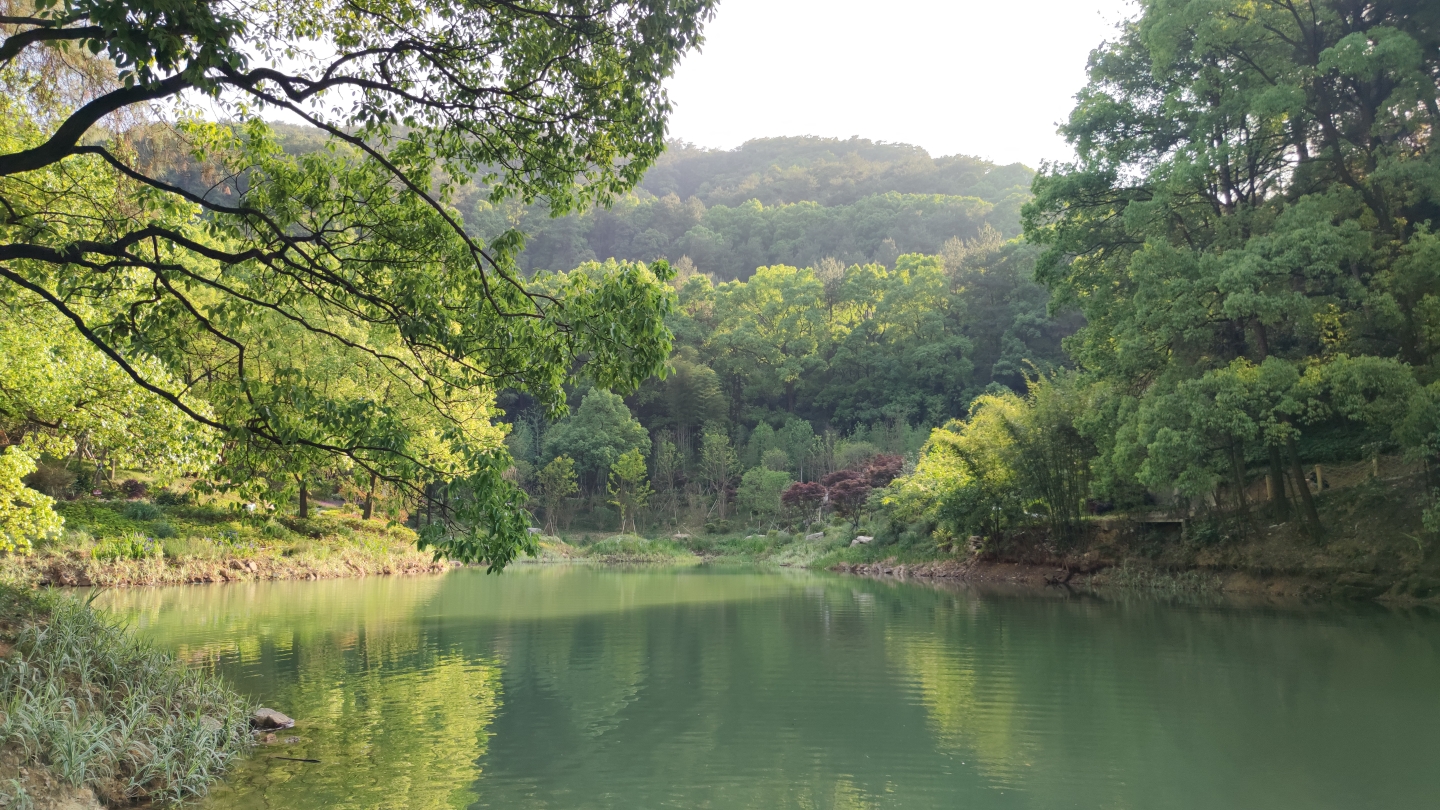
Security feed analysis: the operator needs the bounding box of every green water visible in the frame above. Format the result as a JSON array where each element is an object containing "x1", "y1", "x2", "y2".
[{"x1": 96, "y1": 566, "x2": 1440, "y2": 810}]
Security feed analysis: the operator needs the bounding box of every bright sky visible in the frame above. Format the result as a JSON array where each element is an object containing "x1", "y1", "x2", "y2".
[{"x1": 664, "y1": 0, "x2": 1138, "y2": 168}]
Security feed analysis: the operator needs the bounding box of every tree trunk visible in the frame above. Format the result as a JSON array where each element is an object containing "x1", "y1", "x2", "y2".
[
  {"x1": 298, "y1": 478, "x2": 309, "y2": 519},
  {"x1": 363, "y1": 472, "x2": 376, "y2": 520},
  {"x1": 1286, "y1": 435, "x2": 1323, "y2": 537},
  {"x1": 1229, "y1": 440, "x2": 1249, "y2": 511},
  {"x1": 1266, "y1": 445, "x2": 1290, "y2": 520}
]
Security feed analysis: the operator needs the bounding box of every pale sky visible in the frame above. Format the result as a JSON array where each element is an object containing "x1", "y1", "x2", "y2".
[{"x1": 664, "y1": 0, "x2": 1138, "y2": 168}]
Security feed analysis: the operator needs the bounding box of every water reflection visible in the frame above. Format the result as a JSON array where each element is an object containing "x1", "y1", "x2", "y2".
[{"x1": 97, "y1": 567, "x2": 1440, "y2": 810}]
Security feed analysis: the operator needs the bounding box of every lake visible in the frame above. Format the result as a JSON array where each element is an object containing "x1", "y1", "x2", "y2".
[{"x1": 96, "y1": 565, "x2": 1440, "y2": 810}]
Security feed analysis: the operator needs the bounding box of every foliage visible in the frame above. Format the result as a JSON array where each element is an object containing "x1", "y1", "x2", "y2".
[
  {"x1": 886, "y1": 375, "x2": 1093, "y2": 545},
  {"x1": 821, "y1": 471, "x2": 871, "y2": 530},
  {"x1": 91, "y1": 531, "x2": 162, "y2": 562},
  {"x1": 122, "y1": 501, "x2": 161, "y2": 521},
  {"x1": 698, "y1": 426, "x2": 738, "y2": 520},
  {"x1": 578, "y1": 534, "x2": 693, "y2": 563},
  {"x1": 0, "y1": 446, "x2": 63, "y2": 553},
  {"x1": 535, "y1": 456, "x2": 579, "y2": 536},
  {"x1": 0, "y1": 297, "x2": 218, "y2": 484},
  {"x1": 0, "y1": 0, "x2": 715, "y2": 568},
  {"x1": 781, "y1": 481, "x2": 827, "y2": 522},
  {"x1": 544, "y1": 389, "x2": 651, "y2": 491},
  {"x1": 607, "y1": 449, "x2": 652, "y2": 534},
  {"x1": 735, "y1": 468, "x2": 791, "y2": 528},
  {"x1": 1015, "y1": 0, "x2": 1440, "y2": 536},
  {"x1": 629, "y1": 241, "x2": 1072, "y2": 445},
  {"x1": 0, "y1": 585, "x2": 253, "y2": 804},
  {"x1": 1003, "y1": 373, "x2": 1093, "y2": 544},
  {"x1": 449, "y1": 135, "x2": 1034, "y2": 278}
]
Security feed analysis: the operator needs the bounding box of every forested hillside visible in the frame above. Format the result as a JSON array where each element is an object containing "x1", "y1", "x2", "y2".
[
  {"x1": 199, "y1": 129, "x2": 1032, "y2": 280},
  {"x1": 501, "y1": 230, "x2": 1077, "y2": 533},
  {"x1": 449, "y1": 135, "x2": 1032, "y2": 278},
  {"x1": 9, "y1": 0, "x2": 1440, "y2": 590}
]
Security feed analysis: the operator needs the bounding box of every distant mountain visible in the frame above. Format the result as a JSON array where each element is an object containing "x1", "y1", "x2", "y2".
[
  {"x1": 637, "y1": 137, "x2": 1034, "y2": 208},
  {"x1": 146, "y1": 126, "x2": 1034, "y2": 280},
  {"x1": 464, "y1": 136, "x2": 1034, "y2": 279}
]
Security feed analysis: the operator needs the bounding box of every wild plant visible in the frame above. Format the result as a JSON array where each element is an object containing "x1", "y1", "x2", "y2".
[
  {"x1": 90, "y1": 532, "x2": 162, "y2": 562},
  {"x1": 0, "y1": 586, "x2": 254, "y2": 804}
]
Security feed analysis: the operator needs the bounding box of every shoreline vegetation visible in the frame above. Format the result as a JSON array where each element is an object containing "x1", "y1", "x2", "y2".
[
  {"x1": 2, "y1": 463, "x2": 1436, "y2": 604},
  {"x1": 0, "y1": 585, "x2": 253, "y2": 810},
  {"x1": 0, "y1": 497, "x2": 454, "y2": 590},
  {"x1": 530, "y1": 461, "x2": 1440, "y2": 605}
]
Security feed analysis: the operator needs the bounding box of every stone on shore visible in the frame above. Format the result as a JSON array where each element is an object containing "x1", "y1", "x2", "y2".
[{"x1": 251, "y1": 708, "x2": 296, "y2": 730}]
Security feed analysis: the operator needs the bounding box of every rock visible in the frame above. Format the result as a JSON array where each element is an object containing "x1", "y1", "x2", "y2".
[
  {"x1": 199, "y1": 715, "x2": 223, "y2": 735},
  {"x1": 672, "y1": 533, "x2": 691, "y2": 539},
  {"x1": 805, "y1": 532, "x2": 825, "y2": 542},
  {"x1": 284, "y1": 736, "x2": 301, "y2": 744},
  {"x1": 849, "y1": 535, "x2": 873, "y2": 547},
  {"x1": 527, "y1": 527, "x2": 543, "y2": 534},
  {"x1": 251, "y1": 708, "x2": 296, "y2": 730}
]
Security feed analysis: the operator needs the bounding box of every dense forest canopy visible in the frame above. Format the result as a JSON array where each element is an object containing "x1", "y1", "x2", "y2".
[
  {"x1": 885, "y1": 0, "x2": 1440, "y2": 547},
  {"x1": 639, "y1": 137, "x2": 1034, "y2": 207},
  {"x1": 161, "y1": 128, "x2": 1034, "y2": 280},
  {"x1": 448, "y1": 135, "x2": 1034, "y2": 278},
  {"x1": 8, "y1": 0, "x2": 1440, "y2": 557},
  {"x1": 0, "y1": 0, "x2": 717, "y2": 564}
]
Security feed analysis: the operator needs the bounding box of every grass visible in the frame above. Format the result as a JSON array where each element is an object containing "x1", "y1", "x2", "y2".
[
  {"x1": 526, "y1": 534, "x2": 699, "y2": 564},
  {"x1": 0, "y1": 584, "x2": 253, "y2": 806},
  {"x1": 1, "y1": 499, "x2": 450, "y2": 588},
  {"x1": 529, "y1": 526, "x2": 860, "y2": 567}
]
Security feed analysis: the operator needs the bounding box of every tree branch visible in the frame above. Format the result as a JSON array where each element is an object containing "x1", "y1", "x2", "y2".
[{"x1": 0, "y1": 73, "x2": 189, "y2": 177}]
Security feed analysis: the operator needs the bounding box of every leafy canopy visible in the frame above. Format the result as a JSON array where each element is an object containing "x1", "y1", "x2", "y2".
[{"x1": 0, "y1": 0, "x2": 715, "y2": 565}]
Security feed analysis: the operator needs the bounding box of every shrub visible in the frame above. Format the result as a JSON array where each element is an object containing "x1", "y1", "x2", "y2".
[
  {"x1": 119, "y1": 479, "x2": 148, "y2": 498},
  {"x1": 91, "y1": 533, "x2": 162, "y2": 562},
  {"x1": 261, "y1": 518, "x2": 292, "y2": 539},
  {"x1": 149, "y1": 521, "x2": 178, "y2": 539},
  {"x1": 153, "y1": 487, "x2": 192, "y2": 506},
  {"x1": 25, "y1": 460, "x2": 77, "y2": 498},
  {"x1": 122, "y1": 501, "x2": 161, "y2": 521},
  {"x1": 161, "y1": 535, "x2": 201, "y2": 560}
]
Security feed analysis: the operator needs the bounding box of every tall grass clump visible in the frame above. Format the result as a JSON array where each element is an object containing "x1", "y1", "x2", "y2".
[{"x1": 0, "y1": 585, "x2": 253, "y2": 805}]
